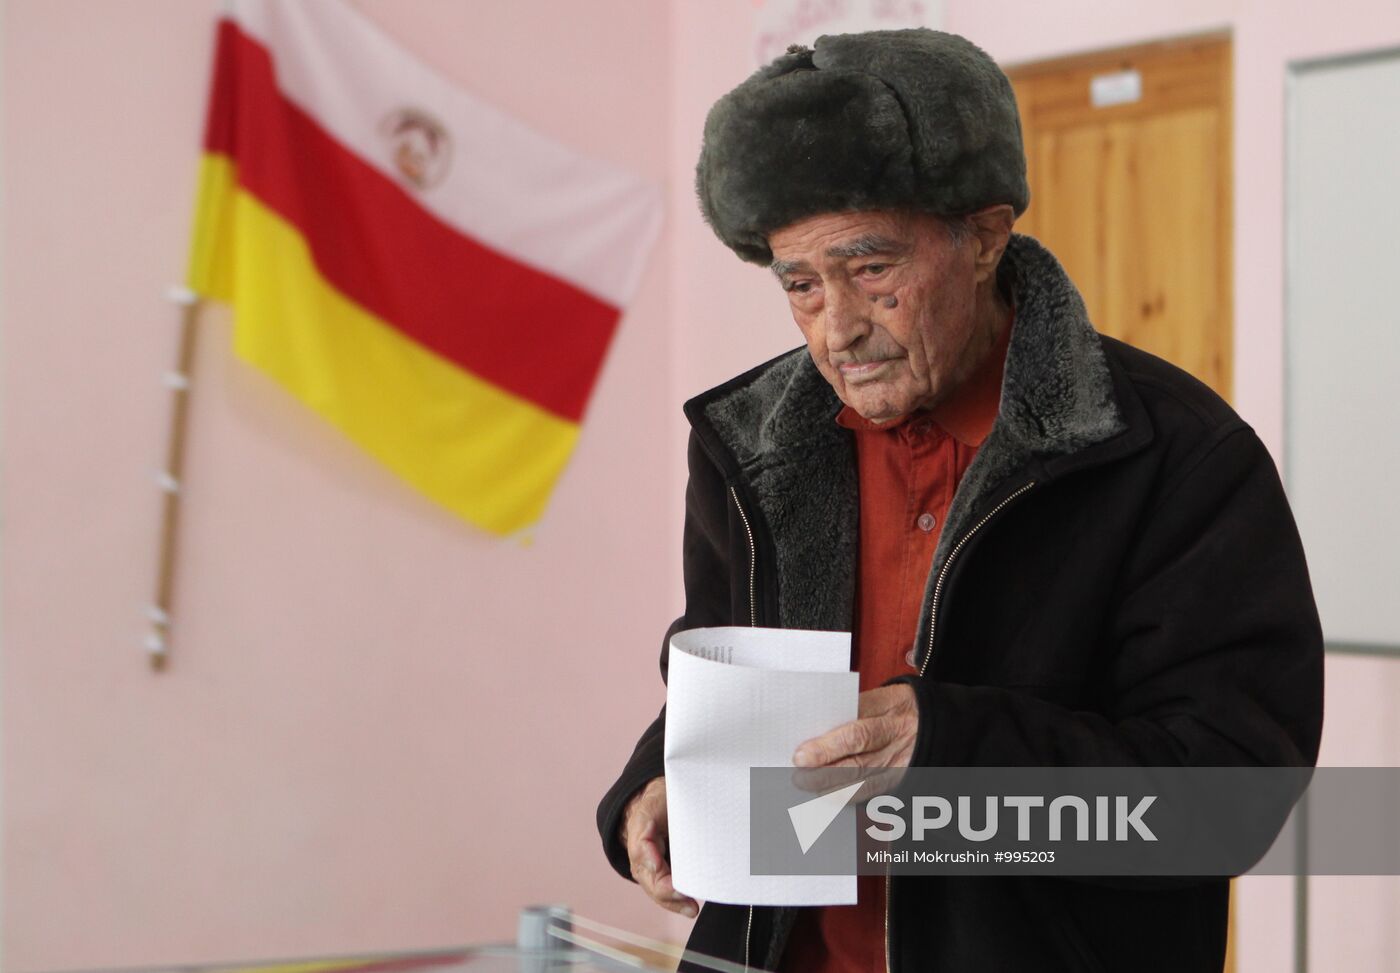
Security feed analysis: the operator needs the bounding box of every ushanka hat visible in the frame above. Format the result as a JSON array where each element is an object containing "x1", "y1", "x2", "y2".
[{"x1": 696, "y1": 28, "x2": 1030, "y2": 265}]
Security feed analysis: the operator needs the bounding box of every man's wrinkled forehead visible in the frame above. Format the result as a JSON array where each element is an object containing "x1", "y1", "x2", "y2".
[{"x1": 768, "y1": 225, "x2": 915, "y2": 280}]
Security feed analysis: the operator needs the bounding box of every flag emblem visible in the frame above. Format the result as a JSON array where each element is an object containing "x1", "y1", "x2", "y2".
[{"x1": 379, "y1": 107, "x2": 452, "y2": 190}]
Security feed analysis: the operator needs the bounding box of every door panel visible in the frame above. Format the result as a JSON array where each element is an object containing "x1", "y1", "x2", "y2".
[{"x1": 1010, "y1": 35, "x2": 1233, "y2": 399}]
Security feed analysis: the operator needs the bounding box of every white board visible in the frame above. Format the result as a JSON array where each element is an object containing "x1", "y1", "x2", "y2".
[{"x1": 1285, "y1": 49, "x2": 1400, "y2": 649}]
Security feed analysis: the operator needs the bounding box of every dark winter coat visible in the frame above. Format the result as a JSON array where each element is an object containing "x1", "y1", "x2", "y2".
[{"x1": 597, "y1": 234, "x2": 1323, "y2": 972}]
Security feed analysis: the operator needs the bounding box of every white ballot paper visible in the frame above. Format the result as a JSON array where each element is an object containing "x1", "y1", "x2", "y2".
[{"x1": 664, "y1": 626, "x2": 859, "y2": 906}]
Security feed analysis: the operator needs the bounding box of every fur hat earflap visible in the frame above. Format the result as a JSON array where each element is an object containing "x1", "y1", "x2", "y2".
[{"x1": 696, "y1": 29, "x2": 1030, "y2": 265}]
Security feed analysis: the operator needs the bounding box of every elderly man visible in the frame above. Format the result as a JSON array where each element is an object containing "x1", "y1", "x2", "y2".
[{"x1": 597, "y1": 29, "x2": 1322, "y2": 973}]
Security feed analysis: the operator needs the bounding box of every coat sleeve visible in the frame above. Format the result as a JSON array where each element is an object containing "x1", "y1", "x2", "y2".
[
  {"x1": 596, "y1": 429, "x2": 736, "y2": 881},
  {"x1": 895, "y1": 422, "x2": 1324, "y2": 772}
]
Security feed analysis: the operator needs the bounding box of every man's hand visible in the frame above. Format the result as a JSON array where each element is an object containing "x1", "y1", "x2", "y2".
[
  {"x1": 621, "y1": 776, "x2": 699, "y2": 918},
  {"x1": 793, "y1": 683, "x2": 919, "y2": 770}
]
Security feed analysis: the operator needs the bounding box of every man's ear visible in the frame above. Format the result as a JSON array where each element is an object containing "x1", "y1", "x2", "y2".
[{"x1": 968, "y1": 204, "x2": 1015, "y2": 286}]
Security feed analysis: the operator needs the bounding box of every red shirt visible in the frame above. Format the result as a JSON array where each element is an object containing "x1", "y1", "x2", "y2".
[{"x1": 780, "y1": 315, "x2": 1013, "y2": 973}]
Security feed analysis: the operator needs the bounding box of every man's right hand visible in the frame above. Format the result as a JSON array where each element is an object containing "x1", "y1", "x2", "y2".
[{"x1": 621, "y1": 776, "x2": 699, "y2": 918}]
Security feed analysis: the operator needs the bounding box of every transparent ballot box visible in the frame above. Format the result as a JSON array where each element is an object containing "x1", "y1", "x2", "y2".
[{"x1": 47, "y1": 908, "x2": 743, "y2": 973}]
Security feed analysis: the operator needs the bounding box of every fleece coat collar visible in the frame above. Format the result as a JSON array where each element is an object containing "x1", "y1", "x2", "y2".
[{"x1": 683, "y1": 233, "x2": 1145, "y2": 641}]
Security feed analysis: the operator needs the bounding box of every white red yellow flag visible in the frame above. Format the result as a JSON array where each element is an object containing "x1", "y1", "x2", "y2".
[{"x1": 188, "y1": 0, "x2": 662, "y2": 534}]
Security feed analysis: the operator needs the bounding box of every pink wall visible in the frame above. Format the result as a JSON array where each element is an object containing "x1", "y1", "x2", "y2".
[{"x1": 2, "y1": 1, "x2": 675, "y2": 968}]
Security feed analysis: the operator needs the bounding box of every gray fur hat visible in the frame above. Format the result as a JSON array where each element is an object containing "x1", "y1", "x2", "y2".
[{"x1": 696, "y1": 29, "x2": 1029, "y2": 265}]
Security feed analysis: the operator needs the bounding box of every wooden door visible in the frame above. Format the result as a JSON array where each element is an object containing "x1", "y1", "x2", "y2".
[{"x1": 1008, "y1": 34, "x2": 1233, "y2": 399}]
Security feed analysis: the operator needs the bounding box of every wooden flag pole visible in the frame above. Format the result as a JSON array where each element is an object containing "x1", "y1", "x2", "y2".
[{"x1": 147, "y1": 285, "x2": 202, "y2": 671}]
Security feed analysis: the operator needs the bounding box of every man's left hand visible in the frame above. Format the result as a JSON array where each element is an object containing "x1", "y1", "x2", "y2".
[{"x1": 793, "y1": 683, "x2": 919, "y2": 769}]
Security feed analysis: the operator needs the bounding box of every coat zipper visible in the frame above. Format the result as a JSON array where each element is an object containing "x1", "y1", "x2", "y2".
[
  {"x1": 884, "y1": 869, "x2": 893, "y2": 973},
  {"x1": 884, "y1": 481, "x2": 1037, "y2": 973},
  {"x1": 730, "y1": 485, "x2": 758, "y2": 628},
  {"x1": 730, "y1": 485, "x2": 758, "y2": 971},
  {"x1": 918, "y1": 481, "x2": 1036, "y2": 678}
]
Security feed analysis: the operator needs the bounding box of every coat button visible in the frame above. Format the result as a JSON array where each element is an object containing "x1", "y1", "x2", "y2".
[
  {"x1": 905, "y1": 648, "x2": 918, "y2": 667},
  {"x1": 917, "y1": 512, "x2": 936, "y2": 532}
]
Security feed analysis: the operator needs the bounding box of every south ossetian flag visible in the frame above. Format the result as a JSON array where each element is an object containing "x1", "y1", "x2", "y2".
[{"x1": 187, "y1": 0, "x2": 662, "y2": 535}]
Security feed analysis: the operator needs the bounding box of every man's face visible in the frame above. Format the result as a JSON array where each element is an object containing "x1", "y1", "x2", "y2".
[{"x1": 769, "y1": 209, "x2": 993, "y2": 424}]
